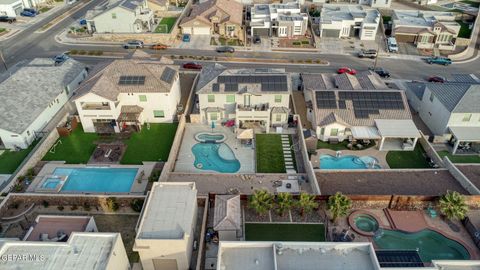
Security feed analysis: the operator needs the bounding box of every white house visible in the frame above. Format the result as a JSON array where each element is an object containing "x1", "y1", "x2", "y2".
[
  {"x1": 303, "y1": 72, "x2": 420, "y2": 151},
  {"x1": 74, "y1": 59, "x2": 181, "y2": 133},
  {"x1": 249, "y1": 2, "x2": 309, "y2": 37},
  {"x1": 196, "y1": 65, "x2": 291, "y2": 133},
  {"x1": 319, "y1": 4, "x2": 380, "y2": 41},
  {"x1": 312, "y1": 0, "x2": 390, "y2": 8},
  {"x1": 86, "y1": 0, "x2": 154, "y2": 33},
  {"x1": 0, "y1": 58, "x2": 87, "y2": 150},
  {"x1": 404, "y1": 81, "x2": 480, "y2": 153},
  {"x1": 134, "y1": 182, "x2": 198, "y2": 270},
  {"x1": 0, "y1": 0, "x2": 23, "y2": 17}
]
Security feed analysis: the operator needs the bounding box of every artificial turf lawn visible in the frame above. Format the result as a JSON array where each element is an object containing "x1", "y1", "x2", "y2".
[
  {"x1": 245, "y1": 223, "x2": 326, "y2": 241},
  {"x1": 255, "y1": 134, "x2": 286, "y2": 173},
  {"x1": 0, "y1": 140, "x2": 39, "y2": 174},
  {"x1": 386, "y1": 144, "x2": 430, "y2": 168},
  {"x1": 438, "y1": 150, "x2": 480, "y2": 163},
  {"x1": 154, "y1": 17, "x2": 178, "y2": 33}
]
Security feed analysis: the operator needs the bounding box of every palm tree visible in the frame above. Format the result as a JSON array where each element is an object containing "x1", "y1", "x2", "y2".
[
  {"x1": 276, "y1": 192, "x2": 294, "y2": 217},
  {"x1": 439, "y1": 190, "x2": 468, "y2": 221},
  {"x1": 327, "y1": 192, "x2": 352, "y2": 223},
  {"x1": 297, "y1": 192, "x2": 318, "y2": 216},
  {"x1": 249, "y1": 189, "x2": 274, "y2": 216}
]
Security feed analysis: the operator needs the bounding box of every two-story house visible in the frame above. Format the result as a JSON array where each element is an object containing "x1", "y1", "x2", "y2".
[
  {"x1": 86, "y1": 0, "x2": 155, "y2": 33},
  {"x1": 196, "y1": 66, "x2": 291, "y2": 133},
  {"x1": 0, "y1": 58, "x2": 87, "y2": 150},
  {"x1": 74, "y1": 59, "x2": 181, "y2": 133}
]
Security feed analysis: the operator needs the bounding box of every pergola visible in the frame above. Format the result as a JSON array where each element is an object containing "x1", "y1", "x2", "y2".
[
  {"x1": 449, "y1": 126, "x2": 480, "y2": 154},
  {"x1": 375, "y1": 119, "x2": 421, "y2": 151}
]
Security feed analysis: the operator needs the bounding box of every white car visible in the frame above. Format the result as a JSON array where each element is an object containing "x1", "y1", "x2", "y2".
[{"x1": 386, "y1": 37, "x2": 398, "y2": 53}]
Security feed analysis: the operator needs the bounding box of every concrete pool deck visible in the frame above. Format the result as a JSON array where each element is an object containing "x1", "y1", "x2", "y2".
[
  {"x1": 174, "y1": 124, "x2": 255, "y2": 173},
  {"x1": 312, "y1": 149, "x2": 390, "y2": 169},
  {"x1": 27, "y1": 162, "x2": 153, "y2": 194}
]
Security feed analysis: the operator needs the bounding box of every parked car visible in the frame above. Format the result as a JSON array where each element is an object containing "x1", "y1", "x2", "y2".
[
  {"x1": 182, "y1": 34, "x2": 190, "y2": 42},
  {"x1": 53, "y1": 53, "x2": 70, "y2": 65},
  {"x1": 122, "y1": 40, "x2": 144, "y2": 49},
  {"x1": 151, "y1": 43, "x2": 168, "y2": 50},
  {"x1": 182, "y1": 62, "x2": 202, "y2": 70},
  {"x1": 369, "y1": 67, "x2": 390, "y2": 78},
  {"x1": 79, "y1": 19, "x2": 87, "y2": 25},
  {"x1": 428, "y1": 76, "x2": 446, "y2": 83},
  {"x1": 386, "y1": 37, "x2": 398, "y2": 53},
  {"x1": 23, "y1": 8, "x2": 38, "y2": 15},
  {"x1": 253, "y1": 35, "x2": 261, "y2": 44},
  {"x1": 20, "y1": 11, "x2": 36, "y2": 17},
  {"x1": 424, "y1": 56, "x2": 452, "y2": 66},
  {"x1": 0, "y1": 16, "x2": 16, "y2": 23},
  {"x1": 337, "y1": 67, "x2": 357, "y2": 75},
  {"x1": 216, "y1": 46, "x2": 235, "y2": 53},
  {"x1": 358, "y1": 49, "x2": 377, "y2": 59}
]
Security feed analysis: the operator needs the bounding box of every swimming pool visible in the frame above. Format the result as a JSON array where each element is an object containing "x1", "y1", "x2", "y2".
[
  {"x1": 41, "y1": 178, "x2": 61, "y2": 189},
  {"x1": 374, "y1": 229, "x2": 470, "y2": 262},
  {"x1": 192, "y1": 143, "x2": 240, "y2": 173},
  {"x1": 52, "y1": 167, "x2": 138, "y2": 193},
  {"x1": 320, "y1": 155, "x2": 381, "y2": 169}
]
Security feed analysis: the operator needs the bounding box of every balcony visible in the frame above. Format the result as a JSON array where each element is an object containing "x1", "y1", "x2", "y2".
[
  {"x1": 81, "y1": 103, "x2": 111, "y2": 111},
  {"x1": 236, "y1": 104, "x2": 270, "y2": 120},
  {"x1": 237, "y1": 103, "x2": 269, "y2": 111},
  {"x1": 137, "y1": 9, "x2": 153, "y2": 21}
]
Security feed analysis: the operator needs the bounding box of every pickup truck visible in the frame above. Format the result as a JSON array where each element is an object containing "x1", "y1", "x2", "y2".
[{"x1": 424, "y1": 57, "x2": 452, "y2": 66}]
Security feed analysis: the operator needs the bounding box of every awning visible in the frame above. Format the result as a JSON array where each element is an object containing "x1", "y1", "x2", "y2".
[
  {"x1": 375, "y1": 119, "x2": 421, "y2": 138},
  {"x1": 450, "y1": 126, "x2": 480, "y2": 141},
  {"x1": 351, "y1": 126, "x2": 381, "y2": 139},
  {"x1": 236, "y1": 128, "x2": 254, "y2": 140}
]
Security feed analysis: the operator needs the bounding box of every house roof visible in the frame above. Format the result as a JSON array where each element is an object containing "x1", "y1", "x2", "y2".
[
  {"x1": 213, "y1": 195, "x2": 241, "y2": 232},
  {"x1": 75, "y1": 60, "x2": 178, "y2": 101},
  {"x1": 404, "y1": 82, "x2": 427, "y2": 100},
  {"x1": 426, "y1": 83, "x2": 480, "y2": 113},
  {"x1": 302, "y1": 71, "x2": 388, "y2": 91},
  {"x1": 320, "y1": 4, "x2": 380, "y2": 24},
  {"x1": 180, "y1": 0, "x2": 243, "y2": 27},
  {"x1": 450, "y1": 126, "x2": 480, "y2": 141},
  {"x1": 0, "y1": 58, "x2": 86, "y2": 134},
  {"x1": 375, "y1": 119, "x2": 420, "y2": 138}
]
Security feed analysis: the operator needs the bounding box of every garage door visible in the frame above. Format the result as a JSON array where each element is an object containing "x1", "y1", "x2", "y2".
[
  {"x1": 153, "y1": 259, "x2": 178, "y2": 270},
  {"x1": 13, "y1": 4, "x2": 23, "y2": 16},
  {"x1": 192, "y1": 27, "x2": 210, "y2": 35},
  {"x1": 322, "y1": 29, "x2": 340, "y2": 38},
  {"x1": 395, "y1": 34, "x2": 416, "y2": 43},
  {"x1": 182, "y1": 27, "x2": 193, "y2": 35},
  {"x1": 253, "y1": 28, "x2": 269, "y2": 36}
]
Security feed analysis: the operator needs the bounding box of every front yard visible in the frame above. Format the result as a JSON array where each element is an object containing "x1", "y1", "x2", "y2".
[
  {"x1": 438, "y1": 151, "x2": 480, "y2": 163},
  {"x1": 386, "y1": 144, "x2": 430, "y2": 168},
  {"x1": 256, "y1": 134, "x2": 286, "y2": 173},
  {"x1": 0, "y1": 140, "x2": 39, "y2": 174},
  {"x1": 456, "y1": 20, "x2": 473, "y2": 38},
  {"x1": 154, "y1": 17, "x2": 178, "y2": 33}
]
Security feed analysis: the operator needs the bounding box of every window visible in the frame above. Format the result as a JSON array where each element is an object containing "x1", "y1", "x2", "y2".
[
  {"x1": 429, "y1": 93, "x2": 434, "y2": 102},
  {"x1": 65, "y1": 86, "x2": 69, "y2": 95},
  {"x1": 226, "y1": 95, "x2": 235, "y2": 103},
  {"x1": 102, "y1": 102, "x2": 109, "y2": 106},
  {"x1": 153, "y1": 110, "x2": 165, "y2": 118},
  {"x1": 208, "y1": 95, "x2": 215, "y2": 103},
  {"x1": 274, "y1": 95, "x2": 282, "y2": 103},
  {"x1": 27, "y1": 131, "x2": 30, "y2": 136},
  {"x1": 112, "y1": 13, "x2": 117, "y2": 19},
  {"x1": 275, "y1": 114, "x2": 282, "y2": 122},
  {"x1": 462, "y1": 114, "x2": 472, "y2": 122},
  {"x1": 227, "y1": 25, "x2": 235, "y2": 32},
  {"x1": 330, "y1": 128, "x2": 338, "y2": 136},
  {"x1": 320, "y1": 127, "x2": 325, "y2": 135},
  {"x1": 420, "y1": 35, "x2": 429, "y2": 43},
  {"x1": 139, "y1": 95, "x2": 147, "y2": 102},
  {"x1": 210, "y1": 112, "x2": 218, "y2": 121}
]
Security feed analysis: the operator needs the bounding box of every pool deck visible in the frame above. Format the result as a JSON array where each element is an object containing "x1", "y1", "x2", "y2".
[
  {"x1": 174, "y1": 124, "x2": 255, "y2": 173},
  {"x1": 27, "y1": 162, "x2": 153, "y2": 194},
  {"x1": 311, "y1": 149, "x2": 389, "y2": 169}
]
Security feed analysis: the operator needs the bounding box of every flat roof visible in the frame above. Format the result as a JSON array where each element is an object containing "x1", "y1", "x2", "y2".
[
  {"x1": 432, "y1": 260, "x2": 480, "y2": 270},
  {"x1": 137, "y1": 182, "x2": 197, "y2": 239},
  {"x1": 450, "y1": 126, "x2": 480, "y2": 141},
  {"x1": 25, "y1": 215, "x2": 92, "y2": 241},
  {"x1": 321, "y1": 4, "x2": 380, "y2": 24},
  {"x1": 217, "y1": 242, "x2": 381, "y2": 270},
  {"x1": 375, "y1": 119, "x2": 421, "y2": 138},
  {"x1": 0, "y1": 232, "x2": 119, "y2": 270},
  {"x1": 0, "y1": 58, "x2": 85, "y2": 134}
]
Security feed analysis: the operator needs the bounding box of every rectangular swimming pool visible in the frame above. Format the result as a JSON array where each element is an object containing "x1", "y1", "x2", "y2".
[{"x1": 53, "y1": 167, "x2": 138, "y2": 193}]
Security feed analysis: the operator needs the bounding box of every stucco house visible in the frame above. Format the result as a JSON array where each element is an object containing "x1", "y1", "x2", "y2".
[
  {"x1": 404, "y1": 80, "x2": 480, "y2": 153},
  {"x1": 86, "y1": 0, "x2": 155, "y2": 33},
  {"x1": 196, "y1": 65, "x2": 291, "y2": 133},
  {"x1": 179, "y1": 0, "x2": 244, "y2": 41},
  {"x1": 74, "y1": 59, "x2": 181, "y2": 134},
  {"x1": 312, "y1": 0, "x2": 391, "y2": 8},
  {"x1": 303, "y1": 72, "x2": 420, "y2": 151},
  {"x1": 392, "y1": 10, "x2": 461, "y2": 51},
  {"x1": 0, "y1": 58, "x2": 87, "y2": 150},
  {"x1": 0, "y1": 0, "x2": 23, "y2": 17}
]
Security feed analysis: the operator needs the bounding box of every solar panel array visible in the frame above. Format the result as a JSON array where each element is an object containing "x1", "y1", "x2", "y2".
[
  {"x1": 215, "y1": 75, "x2": 288, "y2": 92},
  {"x1": 118, "y1": 75, "x2": 146, "y2": 85},
  {"x1": 375, "y1": 250, "x2": 424, "y2": 268},
  {"x1": 315, "y1": 90, "x2": 405, "y2": 119},
  {"x1": 160, "y1": 67, "x2": 176, "y2": 84}
]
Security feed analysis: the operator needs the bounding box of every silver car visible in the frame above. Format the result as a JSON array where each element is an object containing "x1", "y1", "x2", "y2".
[{"x1": 123, "y1": 40, "x2": 144, "y2": 49}]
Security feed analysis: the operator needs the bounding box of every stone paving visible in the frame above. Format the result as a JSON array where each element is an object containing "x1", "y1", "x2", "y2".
[{"x1": 281, "y1": 134, "x2": 296, "y2": 174}]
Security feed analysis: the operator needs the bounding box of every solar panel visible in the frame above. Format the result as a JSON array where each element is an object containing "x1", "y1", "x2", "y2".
[
  {"x1": 160, "y1": 67, "x2": 176, "y2": 84},
  {"x1": 212, "y1": 83, "x2": 219, "y2": 92},
  {"x1": 118, "y1": 75, "x2": 145, "y2": 85},
  {"x1": 376, "y1": 250, "x2": 423, "y2": 268},
  {"x1": 224, "y1": 83, "x2": 238, "y2": 92}
]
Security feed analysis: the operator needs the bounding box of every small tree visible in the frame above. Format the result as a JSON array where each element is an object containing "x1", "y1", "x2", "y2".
[
  {"x1": 106, "y1": 197, "x2": 119, "y2": 212},
  {"x1": 439, "y1": 190, "x2": 468, "y2": 221},
  {"x1": 327, "y1": 192, "x2": 352, "y2": 223},
  {"x1": 297, "y1": 192, "x2": 318, "y2": 216},
  {"x1": 276, "y1": 192, "x2": 294, "y2": 217},
  {"x1": 249, "y1": 189, "x2": 274, "y2": 216}
]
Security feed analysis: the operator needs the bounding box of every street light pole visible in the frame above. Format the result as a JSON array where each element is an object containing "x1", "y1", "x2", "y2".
[{"x1": 0, "y1": 50, "x2": 8, "y2": 71}]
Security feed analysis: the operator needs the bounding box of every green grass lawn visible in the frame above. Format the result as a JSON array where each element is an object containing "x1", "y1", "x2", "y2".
[
  {"x1": 0, "y1": 140, "x2": 39, "y2": 174},
  {"x1": 120, "y1": 123, "x2": 177, "y2": 164},
  {"x1": 382, "y1": 16, "x2": 391, "y2": 23},
  {"x1": 154, "y1": 17, "x2": 178, "y2": 33},
  {"x1": 256, "y1": 134, "x2": 286, "y2": 173},
  {"x1": 245, "y1": 223, "x2": 325, "y2": 241},
  {"x1": 456, "y1": 20, "x2": 473, "y2": 38},
  {"x1": 39, "y1": 7, "x2": 52, "y2": 13},
  {"x1": 438, "y1": 150, "x2": 480, "y2": 163},
  {"x1": 317, "y1": 140, "x2": 376, "y2": 151},
  {"x1": 386, "y1": 144, "x2": 430, "y2": 168},
  {"x1": 42, "y1": 125, "x2": 99, "y2": 164}
]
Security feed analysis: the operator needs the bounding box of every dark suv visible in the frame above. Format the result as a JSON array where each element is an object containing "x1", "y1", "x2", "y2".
[
  {"x1": 0, "y1": 16, "x2": 16, "y2": 23},
  {"x1": 216, "y1": 46, "x2": 235, "y2": 53},
  {"x1": 369, "y1": 67, "x2": 390, "y2": 78}
]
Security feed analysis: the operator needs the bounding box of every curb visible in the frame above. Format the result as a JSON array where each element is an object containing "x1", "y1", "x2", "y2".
[
  {"x1": 173, "y1": 58, "x2": 330, "y2": 66},
  {"x1": 35, "y1": 1, "x2": 91, "y2": 34}
]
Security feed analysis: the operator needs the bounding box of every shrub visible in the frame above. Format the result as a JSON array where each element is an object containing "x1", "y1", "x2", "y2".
[
  {"x1": 301, "y1": 40, "x2": 310, "y2": 45},
  {"x1": 42, "y1": 200, "x2": 49, "y2": 208},
  {"x1": 71, "y1": 204, "x2": 78, "y2": 210},
  {"x1": 83, "y1": 202, "x2": 91, "y2": 211},
  {"x1": 78, "y1": 50, "x2": 86, "y2": 55},
  {"x1": 149, "y1": 170, "x2": 161, "y2": 182},
  {"x1": 9, "y1": 203, "x2": 19, "y2": 209},
  {"x1": 57, "y1": 205, "x2": 64, "y2": 211},
  {"x1": 14, "y1": 184, "x2": 22, "y2": 192},
  {"x1": 17, "y1": 175, "x2": 25, "y2": 182},
  {"x1": 130, "y1": 199, "x2": 144, "y2": 212},
  {"x1": 292, "y1": 41, "x2": 301, "y2": 46},
  {"x1": 106, "y1": 197, "x2": 119, "y2": 212},
  {"x1": 26, "y1": 168, "x2": 35, "y2": 177},
  {"x1": 87, "y1": 50, "x2": 95, "y2": 55},
  {"x1": 70, "y1": 49, "x2": 78, "y2": 55},
  {"x1": 95, "y1": 50, "x2": 103, "y2": 56}
]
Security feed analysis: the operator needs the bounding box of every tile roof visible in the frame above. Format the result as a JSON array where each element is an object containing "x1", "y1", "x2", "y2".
[
  {"x1": 75, "y1": 59, "x2": 178, "y2": 101},
  {"x1": 180, "y1": 0, "x2": 243, "y2": 26},
  {"x1": 213, "y1": 195, "x2": 241, "y2": 232}
]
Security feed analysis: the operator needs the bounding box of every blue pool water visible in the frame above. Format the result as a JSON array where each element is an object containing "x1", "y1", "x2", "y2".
[
  {"x1": 192, "y1": 143, "x2": 240, "y2": 173},
  {"x1": 320, "y1": 155, "x2": 381, "y2": 170},
  {"x1": 53, "y1": 167, "x2": 138, "y2": 192},
  {"x1": 196, "y1": 133, "x2": 225, "y2": 142},
  {"x1": 42, "y1": 178, "x2": 61, "y2": 189}
]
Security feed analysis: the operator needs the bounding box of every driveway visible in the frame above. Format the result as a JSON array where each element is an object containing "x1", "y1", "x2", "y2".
[{"x1": 178, "y1": 35, "x2": 212, "y2": 50}]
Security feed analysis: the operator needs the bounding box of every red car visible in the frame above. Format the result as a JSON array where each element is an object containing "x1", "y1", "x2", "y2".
[
  {"x1": 428, "y1": 76, "x2": 446, "y2": 83},
  {"x1": 182, "y1": 62, "x2": 202, "y2": 70},
  {"x1": 337, "y1": 67, "x2": 357, "y2": 75}
]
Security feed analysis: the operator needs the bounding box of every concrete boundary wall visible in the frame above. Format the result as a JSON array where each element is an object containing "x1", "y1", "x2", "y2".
[
  {"x1": 295, "y1": 115, "x2": 321, "y2": 194},
  {"x1": 444, "y1": 157, "x2": 480, "y2": 195},
  {"x1": 419, "y1": 130, "x2": 445, "y2": 167}
]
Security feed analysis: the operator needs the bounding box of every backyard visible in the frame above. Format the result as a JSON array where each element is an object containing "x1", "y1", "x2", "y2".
[
  {"x1": 245, "y1": 223, "x2": 325, "y2": 241},
  {"x1": 0, "y1": 140, "x2": 39, "y2": 174},
  {"x1": 386, "y1": 144, "x2": 430, "y2": 168},
  {"x1": 255, "y1": 134, "x2": 286, "y2": 173},
  {"x1": 317, "y1": 140, "x2": 376, "y2": 151},
  {"x1": 438, "y1": 151, "x2": 480, "y2": 163},
  {"x1": 154, "y1": 17, "x2": 177, "y2": 33}
]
